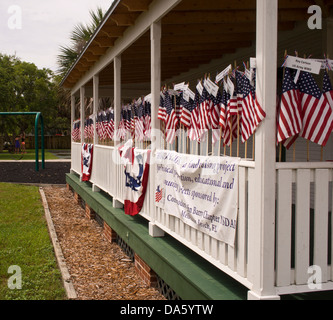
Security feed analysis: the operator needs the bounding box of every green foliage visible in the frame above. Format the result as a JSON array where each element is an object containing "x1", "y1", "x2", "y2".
[
  {"x1": 0, "y1": 183, "x2": 67, "y2": 300},
  {"x1": 0, "y1": 54, "x2": 70, "y2": 138},
  {"x1": 57, "y1": 7, "x2": 106, "y2": 77}
]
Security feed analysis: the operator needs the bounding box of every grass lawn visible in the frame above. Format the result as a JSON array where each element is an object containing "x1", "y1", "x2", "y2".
[
  {"x1": 0, "y1": 183, "x2": 67, "y2": 300},
  {"x1": 0, "y1": 149, "x2": 59, "y2": 161}
]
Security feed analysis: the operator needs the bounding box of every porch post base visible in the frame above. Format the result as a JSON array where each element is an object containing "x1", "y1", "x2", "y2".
[
  {"x1": 92, "y1": 184, "x2": 100, "y2": 193},
  {"x1": 149, "y1": 222, "x2": 165, "y2": 238},
  {"x1": 113, "y1": 198, "x2": 124, "y2": 209},
  {"x1": 248, "y1": 291, "x2": 281, "y2": 301}
]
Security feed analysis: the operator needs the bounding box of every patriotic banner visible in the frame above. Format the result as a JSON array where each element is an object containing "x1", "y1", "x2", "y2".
[
  {"x1": 119, "y1": 140, "x2": 151, "y2": 216},
  {"x1": 155, "y1": 150, "x2": 240, "y2": 247},
  {"x1": 81, "y1": 143, "x2": 93, "y2": 182}
]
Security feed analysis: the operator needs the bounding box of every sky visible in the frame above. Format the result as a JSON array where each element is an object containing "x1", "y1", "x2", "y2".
[{"x1": 0, "y1": 0, "x2": 114, "y2": 72}]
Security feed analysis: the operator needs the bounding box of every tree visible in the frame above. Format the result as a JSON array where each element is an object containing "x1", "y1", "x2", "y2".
[
  {"x1": 0, "y1": 54, "x2": 69, "y2": 139},
  {"x1": 57, "y1": 7, "x2": 106, "y2": 77}
]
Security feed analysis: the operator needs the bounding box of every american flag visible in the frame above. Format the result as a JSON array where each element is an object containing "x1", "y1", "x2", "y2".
[
  {"x1": 164, "y1": 91, "x2": 178, "y2": 144},
  {"x1": 238, "y1": 71, "x2": 266, "y2": 143},
  {"x1": 219, "y1": 85, "x2": 230, "y2": 142},
  {"x1": 84, "y1": 118, "x2": 89, "y2": 140},
  {"x1": 96, "y1": 113, "x2": 101, "y2": 140},
  {"x1": 135, "y1": 102, "x2": 145, "y2": 142},
  {"x1": 144, "y1": 101, "x2": 152, "y2": 140},
  {"x1": 124, "y1": 105, "x2": 132, "y2": 133},
  {"x1": 198, "y1": 86, "x2": 210, "y2": 140},
  {"x1": 72, "y1": 120, "x2": 81, "y2": 142},
  {"x1": 250, "y1": 68, "x2": 266, "y2": 128},
  {"x1": 117, "y1": 108, "x2": 127, "y2": 141},
  {"x1": 155, "y1": 186, "x2": 163, "y2": 203},
  {"x1": 188, "y1": 89, "x2": 201, "y2": 142},
  {"x1": 101, "y1": 111, "x2": 108, "y2": 141},
  {"x1": 88, "y1": 116, "x2": 94, "y2": 140},
  {"x1": 224, "y1": 76, "x2": 239, "y2": 147},
  {"x1": 277, "y1": 67, "x2": 302, "y2": 148},
  {"x1": 175, "y1": 94, "x2": 183, "y2": 121},
  {"x1": 106, "y1": 109, "x2": 114, "y2": 141},
  {"x1": 180, "y1": 94, "x2": 195, "y2": 128},
  {"x1": 210, "y1": 90, "x2": 222, "y2": 145},
  {"x1": 300, "y1": 71, "x2": 333, "y2": 146},
  {"x1": 158, "y1": 92, "x2": 166, "y2": 122}
]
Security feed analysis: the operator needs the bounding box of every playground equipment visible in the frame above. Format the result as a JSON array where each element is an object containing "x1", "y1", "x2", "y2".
[{"x1": 0, "y1": 112, "x2": 45, "y2": 171}]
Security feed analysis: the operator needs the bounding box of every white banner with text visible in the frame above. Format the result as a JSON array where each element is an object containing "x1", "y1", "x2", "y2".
[{"x1": 155, "y1": 150, "x2": 240, "y2": 247}]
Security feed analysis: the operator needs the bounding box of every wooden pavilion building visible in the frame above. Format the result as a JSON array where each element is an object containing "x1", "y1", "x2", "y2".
[{"x1": 61, "y1": 0, "x2": 333, "y2": 300}]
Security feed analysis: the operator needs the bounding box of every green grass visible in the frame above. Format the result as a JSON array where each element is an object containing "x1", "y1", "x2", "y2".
[
  {"x1": 0, "y1": 149, "x2": 59, "y2": 161},
  {"x1": 0, "y1": 183, "x2": 67, "y2": 300}
]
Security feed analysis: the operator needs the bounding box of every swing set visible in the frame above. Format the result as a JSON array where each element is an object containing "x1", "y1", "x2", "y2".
[{"x1": 0, "y1": 112, "x2": 45, "y2": 171}]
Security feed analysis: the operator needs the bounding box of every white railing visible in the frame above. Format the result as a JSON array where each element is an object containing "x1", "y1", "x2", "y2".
[
  {"x1": 89, "y1": 144, "x2": 154, "y2": 222},
  {"x1": 72, "y1": 140, "x2": 333, "y2": 297},
  {"x1": 275, "y1": 162, "x2": 333, "y2": 296},
  {"x1": 154, "y1": 160, "x2": 255, "y2": 290},
  {"x1": 71, "y1": 142, "x2": 82, "y2": 175}
]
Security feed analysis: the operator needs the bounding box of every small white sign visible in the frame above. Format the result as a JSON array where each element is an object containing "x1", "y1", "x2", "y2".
[
  {"x1": 196, "y1": 81, "x2": 204, "y2": 96},
  {"x1": 250, "y1": 57, "x2": 257, "y2": 69},
  {"x1": 285, "y1": 56, "x2": 321, "y2": 75},
  {"x1": 216, "y1": 64, "x2": 232, "y2": 83}
]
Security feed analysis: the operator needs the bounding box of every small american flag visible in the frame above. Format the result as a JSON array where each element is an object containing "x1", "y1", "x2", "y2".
[
  {"x1": 210, "y1": 90, "x2": 222, "y2": 145},
  {"x1": 188, "y1": 89, "x2": 201, "y2": 142},
  {"x1": 158, "y1": 93, "x2": 166, "y2": 122},
  {"x1": 180, "y1": 94, "x2": 195, "y2": 129},
  {"x1": 238, "y1": 70, "x2": 266, "y2": 143},
  {"x1": 164, "y1": 91, "x2": 178, "y2": 144},
  {"x1": 277, "y1": 67, "x2": 302, "y2": 148},
  {"x1": 300, "y1": 71, "x2": 333, "y2": 146},
  {"x1": 144, "y1": 101, "x2": 151, "y2": 140},
  {"x1": 106, "y1": 109, "x2": 114, "y2": 141},
  {"x1": 155, "y1": 186, "x2": 163, "y2": 203},
  {"x1": 219, "y1": 86, "x2": 230, "y2": 142}
]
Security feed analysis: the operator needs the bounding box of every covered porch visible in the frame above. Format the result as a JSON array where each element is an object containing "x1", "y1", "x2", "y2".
[{"x1": 62, "y1": 0, "x2": 333, "y2": 300}]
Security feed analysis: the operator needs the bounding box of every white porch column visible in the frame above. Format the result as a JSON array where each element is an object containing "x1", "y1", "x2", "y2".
[
  {"x1": 113, "y1": 55, "x2": 124, "y2": 209},
  {"x1": 92, "y1": 75, "x2": 101, "y2": 193},
  {"x1": 114, "y1": 55, "x2": 122, "y2": 142},
  {"x1": 80, "y1": 86, "x2": 85, "y2": 145},
  {"x1": 70, "y1": 94, "x2": 76, "y2": 175},
  {"x1": 149, "y1": 20, "x2": 164, "y2": 238},
  {"x1": 71, "y1": 94, "x2": 75, "y2": 143},
  {"x1": 93, "y1": 75, "x2": 99, "y2": 147},
  {"x1": 248, "y1": 0, "x2": 279, "y2": 300},
  {"x1": 80, "y1": 86, "x2": 86, "y2": 181}
]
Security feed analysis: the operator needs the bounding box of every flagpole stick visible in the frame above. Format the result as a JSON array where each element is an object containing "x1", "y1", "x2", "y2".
[
  {"x1": 252, "y1": 132, "x2": 255, "y2": 160},
  {"x1": 236, "y1": 60, "x2": 240, "y2": 158},
  {"x1": 321, "y1": 54, "x2": 330, "y2": 161},
  {"x1": 302, "y1": 54, "x2": 310, "y2": 162},
  {"x1": 279, "y1": 50, "x2": 288, "y2": 162},
  {"x1": 174, "y1": 94, "x2": 178, "y2": 153},
  {"x1": 230, "y1": 117, "x2": 233, "y2": 157}
]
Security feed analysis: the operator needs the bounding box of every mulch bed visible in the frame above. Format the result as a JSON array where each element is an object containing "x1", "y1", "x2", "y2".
[
  {"x1": 0, "y1": 161, "x2": 165, "y2": 300},
  {"x1": 43, "y1": 186, "x2": 165, "y2": 300}
]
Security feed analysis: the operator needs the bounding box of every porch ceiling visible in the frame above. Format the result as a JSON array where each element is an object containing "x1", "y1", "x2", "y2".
[{"x1": 62, "y1": 0, "x2": 333, "y2": 89}]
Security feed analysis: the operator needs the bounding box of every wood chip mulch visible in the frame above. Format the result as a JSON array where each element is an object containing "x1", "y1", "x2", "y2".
[{"x1": 42, "y1": 186, "x2": 166, "y2": 301}]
